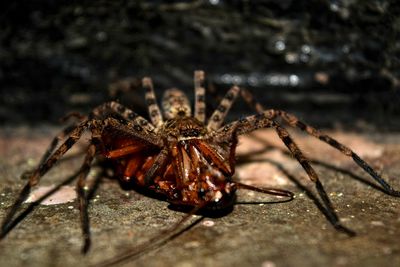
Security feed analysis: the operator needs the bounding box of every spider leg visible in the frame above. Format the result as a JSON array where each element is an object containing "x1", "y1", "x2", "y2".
[
  {"x1": 19, "y1": 123, "x2": 80, "y2": 181},
  {"x1": 142, "y1": 77, "x2": 163, "y2": 128},
  {"x1": 123, "y1": 157, "x2": 145, "y2": 182},
  {"x1": 91, "y1": 102, "x2": 163, "y2": 147},
  {"x1": 194, "y1": 70, "x2": 206, "y2": 123},
  {"x1": 224, "y1": 121, "x2": 294, "y2": 203},
  {"x1": 240, "y1": 88, "x2": 400, "y2": 196},
  {"x1": 213, "y1": 112, "x2": 275, "y2": 140},
  {"x1": 214, "y1": 114, "x2": 354, "y2": 235},
  {"x1": 275, "y1": 110, "x2": 400, "y2": 196},
  {"x1": 76, "y1": 137, "x2": 99, "y2": 253},
  {"x1": 91, "y1": 101, "x2": 156, "y2": 133},
  {"x1": 102, "y1": 117, "x2": 162, "y2": 147},
  {"x1": 236, "y1": 182, "x2": 294, "y2": 199},
  {"x1": 207, "y1": 85, "x2": 240, "y2": 131},
  {"x1": 1, "y1": 120, "x2": 89, "y2": 237},
  {"x1": 172, "y1": 143, "x2": 190, "y2": 187},
  {"x1": 104, "y1": 144, "x2": 147, "y2": 159},
  {"x1": 227, "y1": 121, "x2": 294, "y2": 201},
  {"x1": 38, "y1": 123, "x2": 81, "y2": 166},
  {"x1": 192, "y1": 140, "x2": 233, "y2": 176},
  {"x1": 272, "y1": 121, "x2": 354, "y2": 235},
  {"x1": 228, "y1": 126, "x2": 239, "y2": 173},
  {"x1": 143, "y1": 147, "x2": 169, "y2": 186},
  {"x1": 273, "y1": 122, "x2": 355, "y2": 236}
]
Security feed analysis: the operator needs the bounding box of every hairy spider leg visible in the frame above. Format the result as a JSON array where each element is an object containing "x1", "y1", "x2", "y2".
[
  {"x1": 76, "y1": 143, "x2": 97, "y2": 253},
  {"x1": 73, "y1": 122, "x2": 107, "y2": 253},
  {"x1": 91, "y1": 101, "x2": 156, "y2": 133},
  {"x1": 273, "y1": 121, "x2": 354, "y2": 235},
  {"x1": 19, "y1": 122, "x2": 83, "y2": 182},
  {"x1": 207, "y1": 127, "x2": 290, "y2": 204},
  {"x1": 93, "y1": 105, "x2": 162, "y2": 146},
  {"x1": 38, "y1": 123, "x2": 80, "y2": 166},
  {"x1": 0, "y1": 120, "x2": 88, "y2": 237},
  {"x1": 191, "y1": 140, "x2": 233, "y2": 176},
  {"x1": 104, "y1": 143, "x2": 148, "y2": 158},
  {"x1": 194, "y1": 70, "x2": 206, "y2": 123},
  {"x1": 240, "y1": 88, "x2": 400, "y2": 196},
  {"x1": 108, "y1": 78, "x2": 141, "y2": 99},
  {"x1": 188, "y1": 144, "x2": 203, "y2": 193},
  {"x1": 142, "y1": 77, "x2": 163, "y2": 128},
  {"x1": 143, "y1": 148, "x2": 169, "y2": 186},
  {"x1": 213, "y1": 112, "x2": 354, "y2": 235},
  {"x1": 207, "y1": 86, "x2": 240, "y2": 131},
  {"x1": 209, "y1": 111, "x2": 295, "y2": 198},
  {"x1": 171, "y1": 143, "x2": 191, "y2": 189}
]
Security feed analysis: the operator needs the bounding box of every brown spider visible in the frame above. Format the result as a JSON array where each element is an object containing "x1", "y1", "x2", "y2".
[{"x1": 1, "y1": 71, "x2": 399, "y2": 258}]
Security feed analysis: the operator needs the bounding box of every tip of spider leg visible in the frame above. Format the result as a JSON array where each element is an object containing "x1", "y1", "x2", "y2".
[
  {"x1": 81, "y1": 238, "x2": 91, "y2": 254},
  {"x1": 335, "y1": 224, "x2": 356, "y2": 237},
  {"x1": 0, "y1": 222, "x2": 12, "y2": 239}
]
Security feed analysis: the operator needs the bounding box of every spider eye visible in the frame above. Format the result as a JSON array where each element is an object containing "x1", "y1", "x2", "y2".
[{"x1": 182, "y1": 128, "x2": 200, "y2": 137}]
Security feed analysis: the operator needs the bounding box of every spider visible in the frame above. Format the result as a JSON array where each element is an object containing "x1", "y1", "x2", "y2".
[{"x1": 1, "y1": 70, "x2": 399, "y2": 258}]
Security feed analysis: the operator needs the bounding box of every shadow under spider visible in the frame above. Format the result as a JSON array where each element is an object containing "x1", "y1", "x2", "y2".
[
  {"x1": 0, "y1": 160, "x2": 103, "y2": 239},
  {"x1": 91, "y1": 216, "x2": 205, "y2": 267}
]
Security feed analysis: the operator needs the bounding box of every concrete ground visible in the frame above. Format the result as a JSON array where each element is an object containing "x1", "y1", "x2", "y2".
[{"x1": 0, "y1": 126, "x2": 399, "y2": 267}]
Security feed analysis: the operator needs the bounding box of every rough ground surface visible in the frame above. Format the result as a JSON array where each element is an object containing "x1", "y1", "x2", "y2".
[{"x1": 0, "y1": 126, "x2": 399, "y2": 267}]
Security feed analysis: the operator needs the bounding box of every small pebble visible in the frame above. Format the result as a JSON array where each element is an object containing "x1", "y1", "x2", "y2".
[
  {"x1": 202, "y1": 220, "x2": 215, "y2": 227},
  {"x1": 261, "y1": 260, "x2": 276, "y2": 267}
]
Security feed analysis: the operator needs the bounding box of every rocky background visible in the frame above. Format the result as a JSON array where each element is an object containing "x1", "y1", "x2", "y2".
[{"x1": 1, "y1": 0, "x2": 399, "y2": 129}]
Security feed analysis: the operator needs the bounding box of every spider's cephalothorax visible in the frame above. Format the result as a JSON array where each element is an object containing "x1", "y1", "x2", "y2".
[{"x1": 2, "y1": 70, "x2": 399, "y2": 255}]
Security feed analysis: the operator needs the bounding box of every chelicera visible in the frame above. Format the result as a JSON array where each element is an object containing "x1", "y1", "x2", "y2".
[{"x1": 1, "y1": 71, "x2": 399, "y2": 257}]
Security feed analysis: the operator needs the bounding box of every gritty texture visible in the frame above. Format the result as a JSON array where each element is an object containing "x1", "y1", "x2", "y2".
[{"x1": 0, "y1": 126, "x2": 399, "y2": 267}]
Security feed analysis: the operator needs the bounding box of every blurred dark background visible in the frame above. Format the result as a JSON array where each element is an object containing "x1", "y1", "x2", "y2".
[{"x1": 1, "y1": 0, "x2": 399, "y2": 130}]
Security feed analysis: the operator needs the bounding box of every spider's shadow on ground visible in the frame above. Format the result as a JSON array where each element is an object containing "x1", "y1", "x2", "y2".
[{"x1": 239, "y1": 134, "x2": 391, "y2": 194}]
